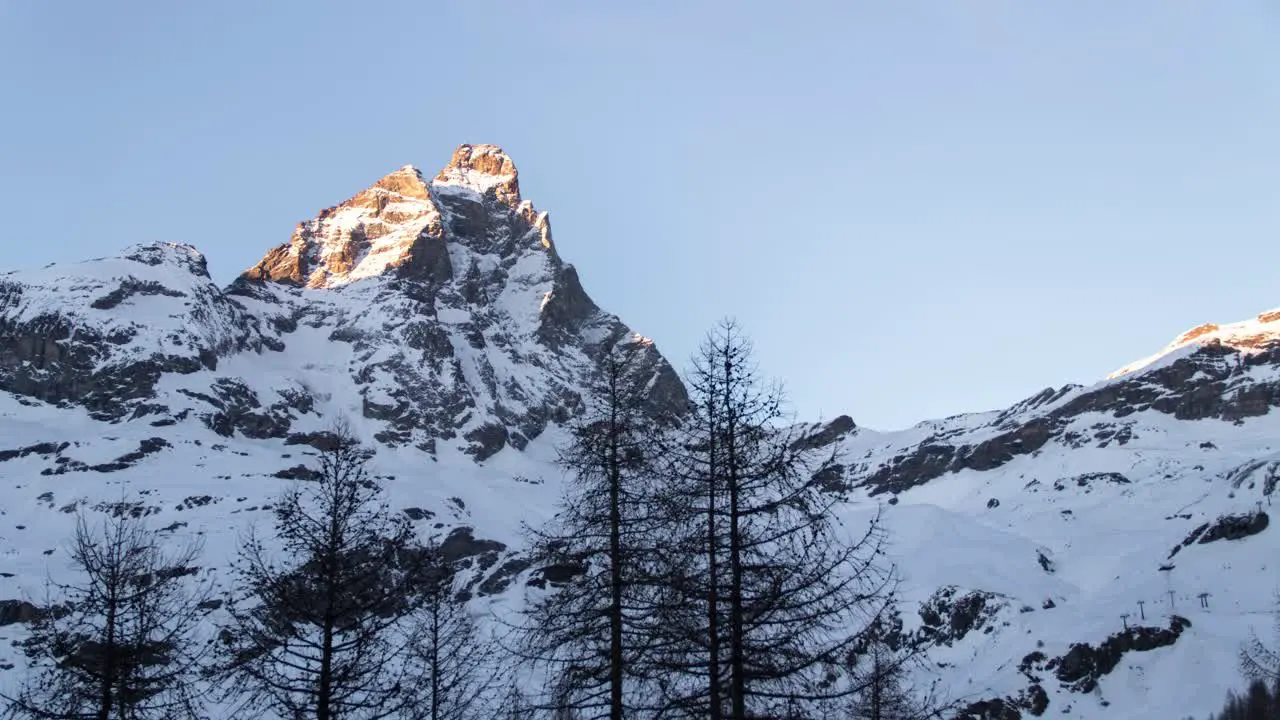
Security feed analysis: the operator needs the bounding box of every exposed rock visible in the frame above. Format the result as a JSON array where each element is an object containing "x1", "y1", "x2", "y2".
[
  {"x1": 197, "y1": 379, "x2": 296, "y2": 440},
  {"x1": 956, "y1": 698, "x2": 1022, "y2": 720},
  {"x1": 856, "y1": 339, "x2": 1280, "y2": 495},
  {"x1": 176, "y1": 495, "x2": 216, "y2": 511},
  {"x1": 793, "y1": 415, "x2": 857, "y2": 452},
  {"x1": 464, "y1": 422, "x2": 509, "y2": 461},
  {"x1": 0, "y1": 599, "x2": 41, "y2": 626},
  {"x1": 38, "y1": 437, "x2": 171, "y2": 476},
  {"x1": 285, "y1": 431, "x2": 344, "y2": 452},
  {"x1": 438, "y1": 526, "x2": 506, "y2": 564},
  {"x1": 810, "y1": 463, "x2": 849, "y2": 494},
  {"x1": 1046, "y1": 616, "x2": 1191, "y2": 693},
  {"x1": 0, "y1": 441, "x2": 67, "y2": 462},
  {"x1": 0, "y1": 243, "x2": 262, "y2": 421},
  {"x1": 1037, "y1": 551, "x2": 1054, "y2": 573},
  {"x1": 1177, "y1": 323, "x2": 1221, "y2": 344},
  {"x1": 1198, "y1": 511, "x2": 1269, "y2": 544},
  {"x1": 273, "y1": 465, "x2": 322, "y2": 481},
  {"x1": 917, "y1": 586, "x2": 1004, "y2": 647},
  {"x1": 527, "y1": 561, "x2": 587, "y2": 590},
  {"x1": 91, "y1": 500, "x2": 161, "y2": 519},
  {"x1": 89, "y1": 437, "x2": 170, "y2": 473},
  {"x1": 476, "y1": 556, "x2": 533, "y2": 597},
  {"x1": 434, "y1": 143, "x2": 521, "y2": 207},
  {"x1": 90, "y1": 278, "x2": 185, "y2": 310},
  {"x1": 1053, "y1": 472, "x2": 1130, "y2": 493},
  {"x1": 2, "y1": 146, "x2": 685, "y2": 462}
]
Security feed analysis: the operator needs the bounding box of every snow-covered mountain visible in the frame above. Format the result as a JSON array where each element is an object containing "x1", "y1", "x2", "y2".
[{"x1": 1, "y1": 144, "x2": 1278, "y2": 719}]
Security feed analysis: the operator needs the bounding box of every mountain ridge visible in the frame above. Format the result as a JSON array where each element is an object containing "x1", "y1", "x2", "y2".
[{"x1": 1, "y1": 145, "x2": 1279, "y2": 719}]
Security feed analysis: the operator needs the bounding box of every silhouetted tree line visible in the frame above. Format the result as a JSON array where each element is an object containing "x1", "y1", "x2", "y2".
[
  {"x1": 1, "y1": 321, "x2": 947, "y2": 719},
  {"x1": 1201, "y1": 678, "x2": 1280, "y2": 720}
]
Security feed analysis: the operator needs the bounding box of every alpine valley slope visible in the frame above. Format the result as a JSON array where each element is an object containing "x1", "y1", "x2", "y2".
[{"x1": 0, "y1": 144, "x2": 1277, "y2": 719}]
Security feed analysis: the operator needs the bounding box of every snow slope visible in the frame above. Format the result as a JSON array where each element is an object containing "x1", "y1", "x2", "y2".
[{"x1": 1, "y1": 145, "x2": 1278, "y2": 719}]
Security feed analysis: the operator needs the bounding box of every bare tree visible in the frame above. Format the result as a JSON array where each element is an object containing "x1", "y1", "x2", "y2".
[
  {"x1": 408, "y1": 538, "x2": 504, "y2": 720},
  {"x1": 518, "y1": 342, "x2": 667, "y2": 718},
  {"x1": 847, "y1": 636, "x2": 947, "y2": 720},
  {"x1": 499, "y1": 681, "x2": 534, "y2": 720},
  {"x1": 4, "y1": 509, "x2": 211, "y2": 719},
  {"x1": 650, "y1": 319, "x2": 895, "y2": 719},
  {"x1": 219, "y1": 424, "x2": 423, "y2": 720}
]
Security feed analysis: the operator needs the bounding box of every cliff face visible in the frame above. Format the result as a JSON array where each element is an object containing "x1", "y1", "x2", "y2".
[{"x1": 0, "y1": 144, "x2": 685, "y2": 457}]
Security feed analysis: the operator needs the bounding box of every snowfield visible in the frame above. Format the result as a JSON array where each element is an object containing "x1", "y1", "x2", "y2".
[{"x1": 1, "y1": 145, "x2": 1278, "y2": 719}]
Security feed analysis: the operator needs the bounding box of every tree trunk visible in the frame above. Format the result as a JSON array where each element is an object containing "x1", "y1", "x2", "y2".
[
  {"x1": 97, "y1": 588, "x2": 116, "y2": 720},
  {"x1": 725, "y1": 354, "x2": 746, "y2": 720},
  {"x1": 318, "y1": 480, "x2": 342, "y2": 720},
  {"x1": 431, "y1": 600, "x2": 441, "y2": 720},
  {"x1": 318, "y1": 618, "x2": 334, "y2": 720},
  {"x1": 707, "y1": 390, "x2": 723, "y2": 720},
  {"x1": 872, "y1": 648, "x2": 884, "y2": 720},
  {"x1": 608, "y1": 365, "x2": 625, "y2": 720}
]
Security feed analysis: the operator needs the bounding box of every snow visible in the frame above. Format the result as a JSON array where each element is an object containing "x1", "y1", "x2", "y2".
[
  {"x1": 826, "y1": 391, "x2": 1280, "y2": 718},
  {"x1": 3, "y1": 316, "x2": 1275, "y2": 719},
  {"x1": 0, "y1": 242, "x2": 253, "y2": 372},
  {"x1": 1112, "y1": 309, "x2": 1280, "y2": 378},
  {"x1": 2, "y1": 156, "x2": 1278, "y2": 717}
]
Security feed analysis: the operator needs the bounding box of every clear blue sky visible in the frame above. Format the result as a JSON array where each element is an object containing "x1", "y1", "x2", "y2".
[{"x1": 2, "y1": 1, "x2": 1277, "y2": 430}]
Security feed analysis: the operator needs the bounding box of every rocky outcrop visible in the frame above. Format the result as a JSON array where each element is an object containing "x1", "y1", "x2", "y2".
[
  {"x1": 964, "y1": 616, "x2": 1194, "y2": 718},
  {"x1": 1198, "y1": 511, "x2": 1269, "y2": 544},
  {"x1": 854, "y1": 336, "x2": 1280, "y2": 495},
  {"x1": 434, "y1": 143, "x2": 522, "y2": 207},
  {"x1": 189, "y1": 379, "x2": 304, "y2": 440},
  {"x1": 1052, "y1": 472, "x2": 1130, "y2": 492},
  {"x1": 0, "y1": 243, "x2": 262, "y2": 421},
  {"x1": 1045, "y1": 616, "x2": 1191, "y2": 693},
  {"x1": 956, "y1": 697, "x2": 1023, "y2": 720},
  {"x1": 863, "y1": 419, "x2": 1054, "y2": 496},
  {"x1": 243, "y1": 165, "x2": 445, "y2": 288},
  {"x1": 917, "y1": 586, "x2": 1005, "y2": 647},
  {"x1": 0, "y1": 599, "x2": 42, "y2": 626},
  {"x1": 0, "y1": 441, "x2": 68, "y2": 463}
]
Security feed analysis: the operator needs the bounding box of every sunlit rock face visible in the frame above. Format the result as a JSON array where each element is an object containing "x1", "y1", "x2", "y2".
[{"x1": 1, "y1": 144, "x2": 686, "y2": 455}]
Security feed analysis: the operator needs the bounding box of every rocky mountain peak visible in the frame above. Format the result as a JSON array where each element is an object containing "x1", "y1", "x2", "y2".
[
  {"x1": 119, "y1": 242, "x2": 214, "y2": 278},
  {"x1": 0, "y1": 143, "x2": 683, "y2": 455},
  {"x1": 366, "y1": 164, "x2": 432, "y2": 201},
  {"x1": 433, "y1": 144, "x2": 520, "y2": 206},
  {"x1": 242, "y1": 145, "x2": 547, "y2": 290},
  {"x1": 1110, "y1": 306, "x2": 1280, "y2": 378}
]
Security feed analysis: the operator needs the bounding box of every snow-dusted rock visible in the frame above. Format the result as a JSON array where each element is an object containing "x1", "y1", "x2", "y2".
[{"x1": 1, "y1": 145, "x2": 1279, "y2": 719}]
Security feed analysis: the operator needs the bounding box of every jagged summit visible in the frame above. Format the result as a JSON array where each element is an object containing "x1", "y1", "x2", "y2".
[
  {"x1": 0, "y1": 143, "x2": 684, "y2": 452},
  {"x1": 1111, "y1": 306, "x2": 1280, "y2": 378},
  {"x1": 433, "y1": 144, "x2": 521, "y2": 205},
  {"x1": 242, "y1": 144, "x2": 546, "y2": 289}
]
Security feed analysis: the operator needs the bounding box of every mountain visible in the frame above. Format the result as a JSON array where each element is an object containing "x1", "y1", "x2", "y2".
[
  {"x1": 0, "y1": 144, "x2": 684, "y2": 457},
  {"x1": 821, "y1": 311, "x2": 1280, "y2": 718},
  {"x1": 1, "y1": 145, "x2": 1278, "y2": 719}
]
